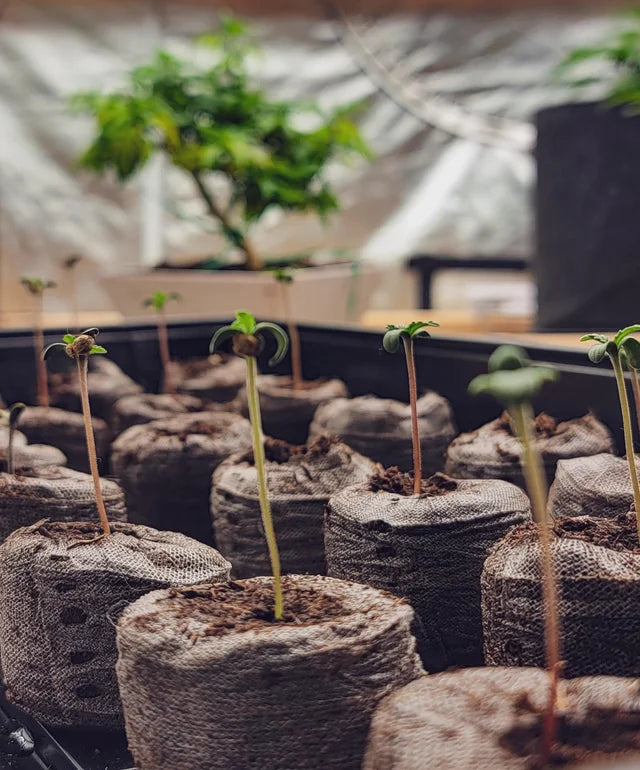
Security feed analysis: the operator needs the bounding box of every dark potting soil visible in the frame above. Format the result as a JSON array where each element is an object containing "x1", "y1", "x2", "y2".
[
  {"x1": 241, "y1": 434, "x2": 338, "y2": 465},
  {"x1": 132, "y1": 577, "x2": 346, "y2": 637},
  {"x1": 510, "y1": 513, "x2": 640, "y2": 554},
  {"x1": 496, "y1": 411, "x2": 558, "y2": 438},
  {"x1": 369, "y1": 468, "x2": 458, "y2": 497},
  {"x1": 30, "y1": 519, "x2": 143, "y2": 542}
]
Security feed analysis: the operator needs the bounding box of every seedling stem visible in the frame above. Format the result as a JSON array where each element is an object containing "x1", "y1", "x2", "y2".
[
  {"x1": 402, "y1": 336, "x2": 422, "y2": 495},
  {"x1": 612, "y1": 355, "x2": 640, "y2": 540}
]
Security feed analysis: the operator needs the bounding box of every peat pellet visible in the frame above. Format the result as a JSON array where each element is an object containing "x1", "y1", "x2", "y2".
[
  {"x1": 364, "y1": 667, "x2": 640, "y2": 769},
  {"x1": 116, "y1": 575, "x2": 423, "y2": 770},
  {"x1": 548, "y1": 453, "x2": 635, "y2": 519},
  {"x1": 212, "y1": 435, "x2": 376, "y2": 576},
  {"x1": 110, "y1": 392, "x2": 222, "y2": 435},
  {"x1": 0, "y1": 520, "x2": 230, "y2": 728},
  {"x1": 112, "y1": 412, "x2": 252, "y2": 544},
  {"x1": 239, "y1": 375, "x2": 348, "y2": 444},
  {"x1": 0, "y1": 465, "x2": 126, "y2": 541},
  {"x1": 325, "y1": 470, "x2": 531, "y2": 671},
  {"x1": 0, "y1": 426, "x2": 27, "y2": 449},
  {"x1": 17, "y1": 406, "x2": 110, "y2": 474},
  {"x1": 445, "y1": 412, "x2": 614, "y2": 488},
  {"x1": 311, "y1": 392, "x2": 456, "y2": 475},
  {"x1": 175, "y1": 355, "x2": 246, "y2": 403},
  {"x1": 0, "y1": 442, "x2": 66, "y2": 471},
  {"x1": 482, "y1": 513, "x2": 640, "y2": 677}
]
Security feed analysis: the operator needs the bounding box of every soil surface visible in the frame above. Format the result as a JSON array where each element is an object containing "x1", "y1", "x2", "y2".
[
  {"x1": 497, "y1": 411, "x2": 558, "y2": 438},
  {"x1": 133, "y1": 578, "x2": 346, "y2": 637},
  {"x1": 265, "y1": 377, "x2": 329, "y2": 392},
  {"x1": 510, "y1": 513, "x2": 640, "y2": 554},
  {"x1": 369, "y1": 468, "x2": 458, "y2": 497},
  {"x1": 28, "y1": 520, "x2": 143, "y2": 542},
  {"x1": 241, "y1": 435, "x2": 338, "y2": 465},
  {"x1": 150, "y1": 419, "x2": 229, "y2": 441}
]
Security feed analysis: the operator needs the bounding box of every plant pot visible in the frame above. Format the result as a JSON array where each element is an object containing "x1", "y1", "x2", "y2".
[
  {"x1": 102, "y1": 263, "x2": 385, "y2": 324},
  {"x1": 548, "y1": 453, "x2": 634, "y2": 520},
  {"x1": 536, "y1": 102, "x2": 640, "y2": 330},
  {"x1": 310, "y1": 392, "x2": 457, "y2": 476},
  {"x1": 0, "y1": 442, "x2": 66, "y2": 472},
  {"x1": 212, "y1": 435, "x2": 376, "y2": 577},
  {"x1": 0, "y1": 466, "x2": 126, "y2": 542},
  {"x1": 111, "y1": 412, "x2": 252, "y2": 544},
  {"x1": 482, "y1": 514, "x2": 640, "y2": 677},
  {"x1": 115, "y1": 574, "x2": 423, "y2": 770},
  {"x1": 364, "y1": 667, "x2": 640, "y2": 769},
  {"x1": 174, "y1": 355, "x2": 246, "y2": 403},
  {"x1": 50, "y1": 357, "x2": 143, "y2": 423},
  {"x1": 0, "y1": 520, "x2": 230, "y2": 729},
  {"x1": 324, "y1": 470, "x2": 531, "y2": 671},
  {"x1": 445, "y1": 412, "x2": 614, "y2": 488},
  {"x1": 17, "y1": 406, "x2": 111, "y2": 475},
  {"x1": 238, "y1": 375, "x2": 348, "y2": 444},
  {"x1": 110, "y1": 392, "x2": 217, "y2": 435}
]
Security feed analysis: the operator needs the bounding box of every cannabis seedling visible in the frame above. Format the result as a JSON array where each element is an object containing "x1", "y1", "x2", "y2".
[
  {"x1": 469, "y1": 345, "x2": 561, "y2": 764},
  {"x1": 582, "y1": 326, "x2": 640, "y2": 540},
  {"x1": 21, "y1": 277, "x2": 56, "y2": 408},
  {"x1": 210, "y1": 311, "x2": 288, "y2": 618},
  {"x1": 271, "y1": 268, "x2": 302, "y2": 390},
  {"x1": 383, "y1": 321, "x2": 439, "y2": 495},
  {"x1": 44, "y1": 329, "x2": 110, "y2": 538},
  {"x1": 0, "y1": 403, "x2": 25, "y2": 475},
  {"x1": 144, "y1": 291, "x2": 181, "y2": 394}
]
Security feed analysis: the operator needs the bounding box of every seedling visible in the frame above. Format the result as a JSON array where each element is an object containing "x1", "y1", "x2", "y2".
[
  {"x1": 0, "y1": 403, "x2": 25, "y2": 475},
  {"x1": 210, "y1": 311, "x2": 288, "y2": 618},
  {"x1": 21, "y1": 277, "x2": 56, "y2": 408},
  {"x1": 143, "y1": 291, "x2": 181, "y2": 394},
  {"x1": 62, "y1": 254, "x2": 82, "y2": 332},
  {"x1": 271, "y1": 268, "x2": 302, "y2": 390},
  {"x1": 469, "y1": 345, "x2": 561, "y2": 764},
  {"x1": 44, "y1": 329, "x2": 110, "y2": 539},
  {"x1": 382, "y1": 321, "x2": 439, "y2": 495},
  {"x1": 582, "y1": 326, "x2": 640, "y2": 540}
]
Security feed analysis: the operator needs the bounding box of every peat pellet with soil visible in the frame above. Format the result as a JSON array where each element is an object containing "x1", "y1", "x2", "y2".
[
  {"x1": 110, "y1": 392, "x2": 232, "y2": 435},
  {"x1": 0, "y1": 465, "x2": 126, "y2": 542},
  {"x1": 212, "y1": 435, "x2": 376, "y2": 577},
  {"x1": 175, "y1": 354, "x2": 246, "y2": 403},
  {"x1": 324, "y1": 469, "x2": 531, "y2": 671},
  {"x1": 310, "y1": 391, "x2": 457, "y2": 475},
  {"x1": 445, "y1": 412, "x2": 614, "y2": 488},
  {"x1": 17, "y1": 406, "x2": 110, "y2": 474},
  {"x1": 548, "y1": 453, "x2": 635, "y2": 520},
  {"x1": 238, "y1": 374, "x2": 348, "y2": 444},
  {"x1": 482, "y1": 513, "x2": 640, "y2": 677},
  {"x1": 112, "y1": 412, "x2": 252, "y2": 544},
  {"x1": 0, "y1": 520, "x2": 231, "y2": 729},
  {"x1": 363, "y1": 667, "x2": 640, "y2": 769},
  {"x1": 0, "y1": 441, "x2": 66, "y2": 472},
  {"x1": 116, "y1": 574, "x2": 423, "y2": 770}
]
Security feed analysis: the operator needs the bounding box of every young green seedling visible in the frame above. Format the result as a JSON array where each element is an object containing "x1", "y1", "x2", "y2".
[
  {"x1": 143, "y1": 291, "x2": 181, "y2": 394},
  {"x1": 582, "y1": 326, "x2": 640, "y2": 540},
  {"x1": 469, "y1": 345, "x2": 561, "y2": 765},
  {"x1": 210, "y1": 311, "x2": 288, "y2": 619},
  {"x1": 382, "y1": 321, "x2": 439, "y2": 495},
  {"x1": 44, "y1": 329, "x2": 110, "y2": 539},
  {"x1": 62, "y1": 254, "x2": 82, "y2": 332},
  {"x1": 0, "y1": 403, "x2": 26, "y2": 475},
  {"x1": 21, "y1": 277, "x2": 56, "y2": 408},
  {"x1": 271, "y1": 267, "x2": 302, "y2": 390}
]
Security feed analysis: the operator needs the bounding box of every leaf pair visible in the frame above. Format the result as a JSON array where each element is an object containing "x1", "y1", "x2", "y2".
[
  {"x1": 469, "y1": 345, "x2": 558, "y2": 406},
  {"x1": 210, "y1": 311, "x2": 288, "y2": 366},
  {"x1": 382, "y1": 321, "x2": 439, "y2": 354},
  {"x1": 21, "y1": 277, "x2": 56, "y2": 296},
  {"x1": 143, "y1": 291, "x2": 181, "y2": 312},
  {"x1": 43, "y1": 329, "x2": 107, "y2": 360},
  {"x1": 581, "y1": 325, "x2": 640, "y2": 368}
]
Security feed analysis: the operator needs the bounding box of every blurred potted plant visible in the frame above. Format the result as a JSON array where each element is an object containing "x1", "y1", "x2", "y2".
[{"x1": 73, "y1": 15, "x2": 381, "y2": 323}]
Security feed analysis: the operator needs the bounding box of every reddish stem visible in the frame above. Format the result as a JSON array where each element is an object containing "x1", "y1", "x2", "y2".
[{"x1": 403, "y1": 336, "x2": 422, "y2": 495}]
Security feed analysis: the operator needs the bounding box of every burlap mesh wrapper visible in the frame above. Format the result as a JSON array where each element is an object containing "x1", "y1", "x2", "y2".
[
  {"x1": 115, "y1": 574, "x2": 424, "y2": 770},
  {"x1": 324, "y1": 477, "x2": 531, "y2": 671},
  {"x1": 364, "y1": 667, "x2": 640, "y2": 769},
  {"x1": 310, "y1": 392, "x2": 457, "y2": 475},
  {"x1": 112, "y1": 411, "x2": 252, "y2": 544},
  {"x1": 0, "y1": 520, "x2": 231, "y2": 728},
  {"x1": 50, "y1": 357, "x2": 142, "y2": 422},
  {"x1": 0, "y1": 441, "x2": 66, "y2": 471},
  {"x1": 238, "y1": 375, "x2": 349, "y2": 444},
  {"x1": 17, "y1": 406, "x2": 110, "y2": 475},
  {"x1": 212, "y1": 436, "x2": 376, "y2": 577},
  {"x1": 175, "y1": 355, "x2": 246, "y2": 403},
  {"x1": 548, "y1": 453, "x2": 634, "y2": 520},
  {"x1": 445, "y1": 412, "x2": 614, "y2": 488},
  {"x1": 0, "y1": 466, "x2": 126, "y2": 542},
  {"x1": 111, "y1": 392, "x2": 207, "y2": 435},
  {"x1": 482, "y1": 519, "x2": 640, "y2": 676}
]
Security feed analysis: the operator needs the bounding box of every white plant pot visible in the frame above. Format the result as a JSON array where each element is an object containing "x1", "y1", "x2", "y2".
[{"x1": 102, "y1": 264, "x2": 385, "y2": 324}]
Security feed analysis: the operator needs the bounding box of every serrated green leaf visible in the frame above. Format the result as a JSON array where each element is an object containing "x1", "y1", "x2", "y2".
[
  {"x1": 614, "y1": 324, "x2": 640, "y2": 345},
  {"x1": 254, "y1": 321, "x2": 289, "y2": 366},
  {"x1": 63, "y1": 334, "x2": 76, "y2": 345},
  {"x1": 90, "y1": 345, "x2": 107, "y2": 355},
  {"x1": 231, "y1": 311, "x2": 256, "y2": 334}
]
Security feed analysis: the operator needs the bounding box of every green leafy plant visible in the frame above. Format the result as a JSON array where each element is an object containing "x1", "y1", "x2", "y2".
[
  {"x1": 581, "y1": 325, "x2": 640, "y2": 538},
  {"x1": 143, "y1": 291, "x2": 181, "y2": 394},
  {"x1": 73, "y1": 15, "x2": 369, "y2": 271},
  {"x1": 270, "y1": 267, "x2": 303, "y2": 390},
  {"x1": 210, "y1": 311, "x2": 288, "y2": 618},
  {"x1": 382, "y1": 321, "x2": 439, "y2": 495},
  {"x1": 44, "y1": 329, "x2": 110, "y2": 540},
  {"x1": 21, "y1": 277, "x2": 57, "y2": 408},
  {"x1": 469, "y1": 345, "x2": 561, "y2": 764},
  {"x1": 0, "y1": 403, "x2": 26, "y2": 476}
]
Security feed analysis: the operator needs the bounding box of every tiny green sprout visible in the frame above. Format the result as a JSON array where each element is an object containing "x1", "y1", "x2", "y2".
[
  {"x1": 143, "y1": 292, "x2": 181, "y2": 393},
  {"x1": 469, "y1": 345, "x2": 561, "y2": 764},
  {"x1": 21, "y1": 277, "x2": 57, "y2": 408},
  {"x1": 143, "y1": 290, "x2": 182, "y2": 313},
  {"x1": 1, "y1": 403, "x2": 26, "y2": 476},
  {"x1": 382, "y1": 321, "x2": 439, "y2": 495},
  {"x1": 582, "y1": 325, "x2": 640, "y2": 542},
  {"x1": 270, "y1": 267, "x2": 294, "y2": 284},
  {"x1": 44, "y1": 329, "x2": 110, "y2": 540},
  {"x1": 21, "y1": 277, "x2": 57, "y2": 296},
  {"x1": 63, "y1": 254, "x2": 82, "y2": 270},
  {"x1": 211, "y1": 311, "x2": 289, "y2": 620}
]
